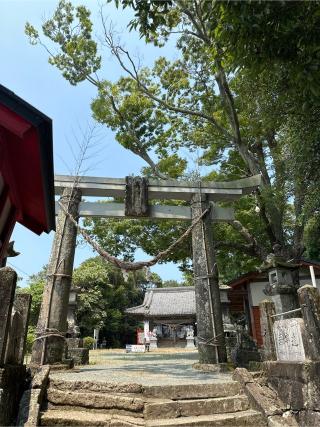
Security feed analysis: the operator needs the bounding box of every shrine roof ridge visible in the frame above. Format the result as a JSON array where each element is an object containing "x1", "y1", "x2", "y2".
[{"x1": 125, "y1": 286, "x2": 196, "y2": 318}]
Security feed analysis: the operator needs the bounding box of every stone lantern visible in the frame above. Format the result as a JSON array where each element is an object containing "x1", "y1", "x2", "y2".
[
  {"x1": 66, "y1": 286, "x2": 89, "y2": 365},
  {"x1": 219, "y1": 284, "x2": 234, "y2": 333},
  {"x1": 67, "y1": 287, "x2": 81, "y2": 341},
  {"x1": 262, "y1": 255, "x2": 300, "y2": 316}
]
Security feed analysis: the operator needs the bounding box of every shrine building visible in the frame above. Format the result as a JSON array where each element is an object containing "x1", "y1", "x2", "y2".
[
  {"x1": 126, "y1": 286, "x2": 233, "y2": 347},
  {"x1": 0, "y1": 84, "x2": 55, "y2": 263}
]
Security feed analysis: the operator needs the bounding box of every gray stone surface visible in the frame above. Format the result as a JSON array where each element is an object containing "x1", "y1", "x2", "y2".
[
  {"x1": 68, "y1": 347, "x2": 89, "y2": 365},
  {"x1": 232, "y1": 367, "x2": 254, "y2": 386},
  {"x1": 32, "y1": 187, "x2": 81, "y2": 365},
  {"x1": 47, "y1": 388, "x2": 145, "y2": 411},
  {"x1": 5, "y1": 308, "x2": 24, "y2": 364},
  {"x1": 14, "y1": 293, "x2": 32, "y2": 364},
  {"x1": 50, "y1": 351, "x2": 233, "y2": 387},
  {"x1": 191, "y1": 193, "x2": 226, "y2": 364},
  {"x1": 273, "y1": 318, "x2": 306, "y2": 362},
  {"x1": 0, "y1": 267, "x2": 17, "y2": 365},
  {"x1": 232, "y1": 367, "x2": 284, "y2": 418},
  {"x1": 0, "y1": 365, "x2": 26, "y2": 426},
  {"x1": 260, "y1": 300, "x2": 277, "y2": 361},
  {"x1": 17, "y1": 365, "x2": 51, "y2": 426},
  {"x1": 264, "y1": 361, "x2": 320, "y2": 412},
  {"x1": 5, "y1": 293, "x2": 31, "y2": 365},
  {"x1": 299, "y1": 410, "x2": 320, "y2": 427},
  {"x1": 298, "y1": 285, "x2": 320, "y2": 360},
  {"x1": 144, "y1": 395, "x2": 249, "y2": 420}
]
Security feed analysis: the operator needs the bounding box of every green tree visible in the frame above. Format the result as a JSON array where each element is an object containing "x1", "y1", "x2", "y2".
[
  {"x1": 25, "y1": 0, "x2": 320, "y2": 283},
  {"x1": 17, "y1": 265, "x2": 47, "y2": 326},
  {"x1": 73, "y1": 256, "x2": 161, "y2": 345}
]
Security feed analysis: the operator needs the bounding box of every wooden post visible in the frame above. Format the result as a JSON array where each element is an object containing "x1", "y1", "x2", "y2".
[
  {"x1": 259, "y1": 299, "x2": 276, "y2": 361},
  {"x1": 191, "y1": 193, "x2": 227, "y2": 364},
  {"x1": 32, "y1": 187, "x2": 81, "y2": 365}
]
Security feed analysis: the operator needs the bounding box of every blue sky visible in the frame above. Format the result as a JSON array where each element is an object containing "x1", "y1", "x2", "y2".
[{"x1": 0, "y1": 0, "x2": 184, "y2": 284}]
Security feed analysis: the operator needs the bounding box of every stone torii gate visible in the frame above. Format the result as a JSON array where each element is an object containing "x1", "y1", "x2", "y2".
[{"x1": 32, "y1": 174, "x2": 261, "y2": 366}]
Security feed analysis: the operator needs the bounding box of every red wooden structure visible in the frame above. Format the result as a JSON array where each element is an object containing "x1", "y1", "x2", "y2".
[{"x1": 0, "y1": 85, "x2": 55, "y2": 262}]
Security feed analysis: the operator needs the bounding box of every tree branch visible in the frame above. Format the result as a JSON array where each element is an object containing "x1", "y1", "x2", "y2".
[
  {"x1": 108, "y1": 95, "x2": 169, "y2": 180},
  {"x1": 214, "y1": 240, "x2": 260, "y2": 258},
  {"x1": 98, "y1": 13, "x2": 233, "y2": 142},
  {"x1": 230, "y1": 219, "x2": 269, "y2": 260}
]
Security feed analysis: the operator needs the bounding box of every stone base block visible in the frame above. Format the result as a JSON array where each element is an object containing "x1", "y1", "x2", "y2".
[
  {"x1": 0, "y1": 365, "x2": 26, "y2": 426},
  {"x1": 68, "y1": 348, "x2": 89, "y2": 365},
  {"x1": 186, "y1": 338, "x2": 196, "y2": 349},
  {"x1": 264, "y1": 361, "x2": 320, "y2": 411},
  {"x1": 192, "y1": 363, "x2": 229, "y2": 373},
  {"x1": 149, "y1": 338, "x2": 157, "y2": 350},
  {"x1": 66, "y1": 337, "x2": 83, "y2": 349},
  {"x1": 299, "y1": 410, "x2": 320, "y2": 426}
]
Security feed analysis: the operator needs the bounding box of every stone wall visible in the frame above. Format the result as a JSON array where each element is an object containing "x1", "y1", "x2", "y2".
[
  {"x1": 260, "y1": 285, "x2": 320, "y2": 426},
  {"x1": 0, "y1": 267, "x2": 31, "y2": 425},
  {"x1": 0, "y1": 365, "x2": 26, "y2": 425}
]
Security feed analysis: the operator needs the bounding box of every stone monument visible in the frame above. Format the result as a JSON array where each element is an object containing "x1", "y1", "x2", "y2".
[
  {"x1": 273, "y1": 318, "x2": 306, "y2": 362},
  {"x1": 186, "y1": 325, "x2": 196, "y2": 349},
  {"x1": 149, "y1": 328, "x2": 158, "y2": 350},
  {"x1": 66, "y1": 287, "x2": 89, "y2": 365},
  {"x1": 263, "y1": 285, "x2": 320, "y2": 426}
]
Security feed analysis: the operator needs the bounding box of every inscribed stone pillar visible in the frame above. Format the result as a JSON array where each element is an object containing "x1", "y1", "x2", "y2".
[
  {"x1": 259, "y1": 299, "x2": 276, "y2": 361},
  {"x1": 5, "y1": 294, "x2": 31, "y2": 365},
  {"x1": 5, "y1": 309, "x2": 22, "y2": 365},
  {"x1": 0, "y1": 267, "x2": 17, "y2": 366},
  {"x1": 298, "y1": 285, "x2": 320, "y2": 360},
  {"x1": 191, "y1": 193, "x2": 227, "y2": 364},
  {"x1": 32, "y1": 187, "x2": 81, "y2": 365}
]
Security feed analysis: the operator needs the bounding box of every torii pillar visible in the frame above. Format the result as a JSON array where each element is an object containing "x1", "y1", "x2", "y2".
[
  {"x1": 191, "y1": 193, "x2": 227, "y2": 364},
  {"x1": 32, "y1": 187, "x2": 81, "y2": 365}
]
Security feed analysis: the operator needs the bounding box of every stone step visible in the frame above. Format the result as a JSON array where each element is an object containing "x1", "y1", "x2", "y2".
[
  {"x1": 47, "y1": 389, "x2": 145, "y2": 413},
  {"x1": 144, "y1": 395, "x2": 249, "y2": 420},
  {"x1": 49, "y1": 379, "x2": 143, "y2": 394},
  {"x1": 47, "y1": 404, "x2": 144, "y2": 419},
  {"x1": 41, "y1": 409, "x2": 145, "y2": 426},
  {"x1": 145, "y1": 410, "x2": 267, "y2": 427},
  {"x1": 48, "y1": 378, "x2": 241, "y2": 400},
  {"x1": 40, "y1": 408, "x2": 266, "y2": 427},
  {"x1": 143, "y1": 381, "x2": 241, "y2": 400}
]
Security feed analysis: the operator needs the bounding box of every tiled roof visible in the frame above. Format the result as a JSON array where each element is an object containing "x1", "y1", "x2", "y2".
[{"x1": 126, "y1": 287, "x2": 196, "y2": 317}]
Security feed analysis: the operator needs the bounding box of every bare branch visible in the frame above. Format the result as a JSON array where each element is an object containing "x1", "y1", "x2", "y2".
[{"x1": 98, "y1": 15, "x2": 233, "y2": 141}]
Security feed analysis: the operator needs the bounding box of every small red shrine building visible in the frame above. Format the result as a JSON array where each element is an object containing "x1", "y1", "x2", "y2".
[
  {"x1": 227, "y1": 260, "x2": 320, "y2": 346},
  {"x1": 0, "y1": 84, "x2": 55, "y2": 262}
]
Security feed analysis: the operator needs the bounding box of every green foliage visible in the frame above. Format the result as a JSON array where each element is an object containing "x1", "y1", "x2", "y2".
[
  {"x1": 26, "y1": 326, "x2": 35, "y2": 354},
  {"x1": 26, "y1": 0, "x2": 320, "y2": 281},
  {"x1": 25, "y1": 0, "x2": 101, "y2": 85},
  {"x1": 73, "y1": 257, "x2": 155, "y2": 345},
  {"x1": 162, "y1": 279, "x2": 184, "y2": 288},
  {"x1": 83, "y1": 336, "x2": 95, "y2": 349},
  {"x1": 17, "y1": 266, "x2": 47, "y2": 326}
]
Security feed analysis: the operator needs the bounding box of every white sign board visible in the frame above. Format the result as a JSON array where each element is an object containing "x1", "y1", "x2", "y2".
[
  {"x1": 125, "y1": 344, "x2": 145, "y2": 353},
  {"x1": 273, "y1": 318, "x2": 306, "y2": 362}
]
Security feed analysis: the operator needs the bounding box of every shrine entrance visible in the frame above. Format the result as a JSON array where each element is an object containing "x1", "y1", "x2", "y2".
[{"x1": 32, "y1": 174, "x2": 261, "y2": 366}]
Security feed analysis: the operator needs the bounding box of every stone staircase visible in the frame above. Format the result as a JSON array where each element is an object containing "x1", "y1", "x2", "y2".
[{"x1": 40, "y1": 378, "x2": 267, "y2": 426}]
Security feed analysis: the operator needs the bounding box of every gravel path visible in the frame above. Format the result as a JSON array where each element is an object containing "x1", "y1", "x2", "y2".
[{"x1": 51, "y1": 350, "x2": 233, "y2": 386}]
